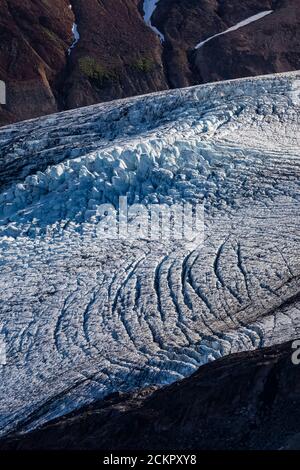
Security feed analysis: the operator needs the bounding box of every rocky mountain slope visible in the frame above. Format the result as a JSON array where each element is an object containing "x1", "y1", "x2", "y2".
[
  {"x1": 0, "y1": 0, "x2": 74, "y2": 126},
  {"x1": 0, "y1": 71, "x2": 299, "y2": 437},
  {"x1": 0, "y1": 0, "x2": 299, "y2": 125},
  {"x1": 1, "y1": 341, "x2": 299, "y2": 450}
]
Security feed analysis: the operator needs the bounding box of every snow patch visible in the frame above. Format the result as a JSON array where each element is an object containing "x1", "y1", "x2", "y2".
[
  {"x1": 195, "y1": 10, "x2": 273, "y2": 49},
  {"x1": 68, "y1": 4, "x2": 80, "y2": 55},
  {"x1": 143, "y1": 0, "x2": 165, "y2": 42}
]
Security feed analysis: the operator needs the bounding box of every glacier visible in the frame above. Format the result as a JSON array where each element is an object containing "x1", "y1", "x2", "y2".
[{"x1": 0, "y1": 71, "x2": 300, "y2": 435}]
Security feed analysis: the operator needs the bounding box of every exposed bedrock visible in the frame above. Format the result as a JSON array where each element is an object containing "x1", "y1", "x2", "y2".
[
  {"x1": 1, "y1": 341, "x2": 300, "y2": 450},
  {"x1": 0, "y1": 0, "x2": 299, "y2": 125}
]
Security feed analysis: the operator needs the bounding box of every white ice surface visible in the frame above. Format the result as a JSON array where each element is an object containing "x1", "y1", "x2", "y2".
[
  {"x1": 68, "y1": 24, "x2": 80, "y2": 55},
  {"x1": 143, "y1": 0, "x2": 165, "y2": 42},
  {"x1": 0, "y1": 72, "x2": 300, "y2": 436},
  {"x1": 195, "y1": 10, "x2": 273, "y2": 49},
  {"x1": 68, "y1": 4, "x2": 80, "y2": 55}
]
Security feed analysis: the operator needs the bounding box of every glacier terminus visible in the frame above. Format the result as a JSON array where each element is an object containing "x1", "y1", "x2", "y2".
[{"x1": 0, "y1": 71, "x2": 300, "y2": 436}]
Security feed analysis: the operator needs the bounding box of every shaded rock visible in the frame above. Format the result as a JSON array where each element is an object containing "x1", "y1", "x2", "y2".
[
  {"x1": 1, "y1": 341, "x2": 300, "y2": 450},
  {"x1": 0, "y1": 0, "x2": 299, "y2": 126}
]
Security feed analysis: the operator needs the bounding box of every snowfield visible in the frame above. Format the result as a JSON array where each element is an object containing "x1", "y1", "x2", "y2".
[
  {"x1": 143, "y1": 0, "x2": 164, "y2": 42},
  {"x1": 195, "y1": 10, "x2": 273, "y2": 49},
  {"x1": 68, "y1": 4, "x2": 80, "y2": 55},
  {"x1": 68, "y1": 23, "x2": 80, "y2": 55},
  {"x1": 0, "y1": 72, "x2": 300, "y2": 435}
]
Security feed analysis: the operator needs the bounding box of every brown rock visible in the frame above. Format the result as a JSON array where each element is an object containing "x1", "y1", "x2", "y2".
[
  {"x1": 1, "y1": 341, "x2": 300, "y2": 450},
  {"x1": 0, "y1": 0, "x2": 299, "y2": 126},
  {"x1": 64, "y1": 0, "x2": 168, "y2": 109},
  {"x1": 194, "y1": 0, "x2": 300, "y2": 83},
  {"x1": 0, "y1": 0, "x2": 74, "y2": 125}
]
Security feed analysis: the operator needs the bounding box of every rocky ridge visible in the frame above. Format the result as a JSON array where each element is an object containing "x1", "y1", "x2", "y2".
[
  {"x1": 0, "y1": 0, "x2": 299, "y2": 125},
  {"x1": 1, "y1": 341, "x2": 300, "y2": 450}
]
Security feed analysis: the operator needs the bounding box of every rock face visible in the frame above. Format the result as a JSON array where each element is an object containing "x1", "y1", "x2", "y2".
[
  {"x1": 0, "y1": 0, "x2": 299, "y2": 126},
  {"x1": 2, "y1": 340, "x2": 300, "y2": 450},
  {"x1": 64, "y1": 0, "x2": 168, "y2": 110},
  {"x1": 0, "y1": 71, "x2": 300, "y2": 437},
  {"x1": 193, "y1": 0, "x2": 300, "y2": 84},
  {"x1": 0, "y1": 0, "x2": 168, "y2": 126},
  {"x1": 0, "y1": 0, "x2": 74, "y2": 126}
]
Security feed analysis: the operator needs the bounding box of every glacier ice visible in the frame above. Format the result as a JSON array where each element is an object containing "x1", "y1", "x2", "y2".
[{"x1": 0, "y1": 72, "x2": 300, "y2": 435}]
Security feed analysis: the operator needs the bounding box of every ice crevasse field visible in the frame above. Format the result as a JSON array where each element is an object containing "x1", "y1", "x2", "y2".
[{"x1": 0, "y1": 72, "x2": 300, "y2": 435}]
